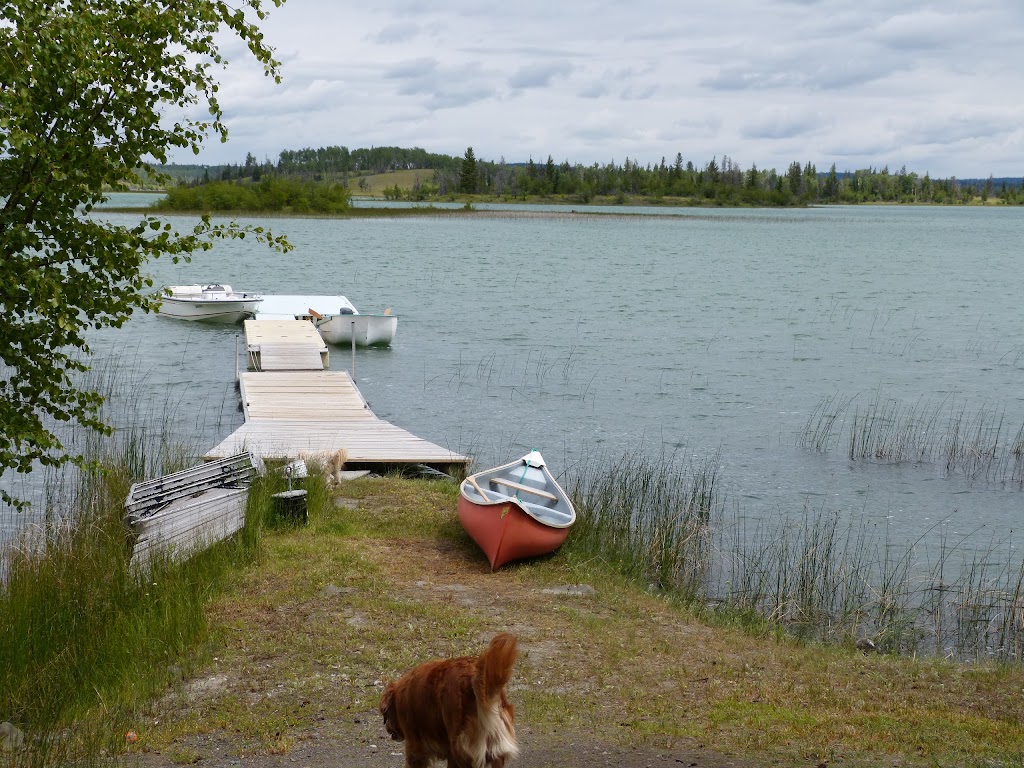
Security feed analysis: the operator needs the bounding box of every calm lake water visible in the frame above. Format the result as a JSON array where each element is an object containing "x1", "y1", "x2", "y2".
[{"x1": 4, "y1": 197, "x2": 1023, "y2": 561}]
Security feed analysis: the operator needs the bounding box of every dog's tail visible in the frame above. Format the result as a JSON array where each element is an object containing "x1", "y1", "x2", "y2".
[{"x1": 473, "y1": 633, "x2": 518, "y2": 704}]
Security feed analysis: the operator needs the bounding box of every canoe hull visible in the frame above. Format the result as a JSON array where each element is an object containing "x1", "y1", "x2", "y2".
[
  {"x1": 457, "y1": 496, "x2": 571, "y2": 570},
  {"x1": 457, "y1": 451, "x2": 575, "y2": 570}
]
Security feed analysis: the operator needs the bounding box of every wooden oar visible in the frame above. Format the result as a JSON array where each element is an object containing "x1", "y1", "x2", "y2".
[{"x1": 468, "y1": 475, "x2": 488, "y2": 498}]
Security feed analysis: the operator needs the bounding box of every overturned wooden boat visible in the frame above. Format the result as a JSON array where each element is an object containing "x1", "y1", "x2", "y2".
[
  {"x1": 124, "y1": 452, "x2": 263, "y2": 569},
  {"x1": 457, "y1": 450, "x2": 576, "y2": 570}
]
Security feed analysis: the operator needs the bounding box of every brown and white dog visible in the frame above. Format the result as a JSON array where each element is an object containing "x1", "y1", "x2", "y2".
[{"x1": 379, "y1": 633, "x2": 519, "y2": 768}]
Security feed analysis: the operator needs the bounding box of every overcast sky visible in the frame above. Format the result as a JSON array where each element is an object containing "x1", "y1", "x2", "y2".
[{"x1": 191, "y1": 0, "x2": 1024, "y2": 178}]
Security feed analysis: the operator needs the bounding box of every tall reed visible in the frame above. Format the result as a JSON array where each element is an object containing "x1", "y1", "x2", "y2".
[
  {"x1": 0, "y1": 352, "x2": 283, "y2": 767},
  {"x1": 800, "y1": 391, "x2": 1024, "y2": 487},
  {"x1": 566, "y1": 449, "x2": 723, "y2": 601},
  {"x1": 563, "y1": 449, "x2": 1024, "y2": 663},
  {"x1": 0, "y1": 430, "x2": 288, "y2": 767}
]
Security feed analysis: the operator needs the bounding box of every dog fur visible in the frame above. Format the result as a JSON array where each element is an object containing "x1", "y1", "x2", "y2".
[{"x1": 379, "y1": 633, "x2": 519, "y2": 768}]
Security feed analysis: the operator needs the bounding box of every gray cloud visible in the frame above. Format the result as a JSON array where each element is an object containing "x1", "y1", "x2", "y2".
[
  {"x1": 700, "y1": 68, "x2": 800, "y2": 91},
  {"x1": 578, "y1": 82, "x2": 609, "y2": 99},
  {"x1": 741, "y1": 109, "x2": 821, "y2": 140},
  {"x1": 371, "y1": 21, "x2": 422, "y2": 44},
  {"x1": 426, "y1": 84, "x2": 495, "y2": 110},
  {"x1": 186, "y1": 0, "x2": 1024, "y2": 178},
  {"x1": 385, "y1": 57, "x2": 439, "y2": 80},
  {"x1": 873, "y1": 11, "x2": 966, "y2": 51},
  {"x1": 508, "y1": 60, "x2": 573, "y2": 90},
  {"x1": 897, "y1": 115, "x2": 1011, "y2": 147},
  {"x1": 701, "y1": 48, "x2": 897, "y2": 93},
  {"x1": 620, "y1": 83, "x2": 658, "y2": 101}
]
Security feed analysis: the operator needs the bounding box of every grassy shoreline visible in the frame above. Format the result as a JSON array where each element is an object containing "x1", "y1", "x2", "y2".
[
  {"x1": 98, "y1": 195, "x2": 1013, "y2": 219},
  {"x1": 3, "y1": 466, "x2": 1024, "y2": 766},
  {"x1": 134, "y1": 475, "x2": 1023, "y2": 767}
]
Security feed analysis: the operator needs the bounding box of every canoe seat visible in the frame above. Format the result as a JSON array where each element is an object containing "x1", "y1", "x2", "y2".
[{"x1": 489, "y1": 477, "x2": 558, "y2": 501}]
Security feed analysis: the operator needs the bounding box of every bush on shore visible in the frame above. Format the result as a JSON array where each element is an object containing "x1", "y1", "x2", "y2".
[{"x1": 155, "y1": 177, "x2": 350, "y2": 213}]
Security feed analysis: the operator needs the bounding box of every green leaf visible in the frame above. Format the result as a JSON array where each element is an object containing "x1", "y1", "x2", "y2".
[{"x1": 0, "y1": 0, "x2": 290, "y2": 508}]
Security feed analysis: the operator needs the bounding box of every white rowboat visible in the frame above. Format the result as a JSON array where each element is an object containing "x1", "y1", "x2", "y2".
[
  {"x1": 258, "y1": 295, "x2": 398, "y2": 347},
  {"x1": 312, "y1": 307, "x2": 398, "y2": 347}
]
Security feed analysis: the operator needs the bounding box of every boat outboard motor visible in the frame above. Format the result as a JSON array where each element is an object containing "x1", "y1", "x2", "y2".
[{"x1": 339, "y1": 307, "x2": 355, "y2": 315}]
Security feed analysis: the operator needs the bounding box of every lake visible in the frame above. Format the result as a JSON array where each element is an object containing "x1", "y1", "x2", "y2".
[{"x1": 4, "y1": 198, "x2": 1023, "y2": 562}]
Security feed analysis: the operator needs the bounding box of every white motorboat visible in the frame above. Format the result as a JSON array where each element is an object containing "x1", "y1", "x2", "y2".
[{"x1": 157, "y1": 284, "x2": 263, "y2": 323}]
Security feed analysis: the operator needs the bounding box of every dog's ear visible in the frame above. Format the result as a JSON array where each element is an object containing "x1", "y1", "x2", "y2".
[{"x1": 379, "y1": 684, "x2": 404, "y2": 741}]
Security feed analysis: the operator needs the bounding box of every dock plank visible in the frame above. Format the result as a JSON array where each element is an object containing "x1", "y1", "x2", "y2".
[{"x1": 238, "y1": 371, "x2": 375, "y2": 421}]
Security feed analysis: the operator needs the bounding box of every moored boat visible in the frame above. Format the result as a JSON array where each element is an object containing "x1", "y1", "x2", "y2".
[
  {"x1": 157, "y1": 284, "x2": 263, "y2": 323},
  {"x1": 457, "y1": 450, "x2": 576, "y2": 570},
  {"x1": 308, "y1": 301, "x2": 398, "y2": 347}
]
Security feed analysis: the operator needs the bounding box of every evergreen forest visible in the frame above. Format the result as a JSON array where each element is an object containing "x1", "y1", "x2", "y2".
[{"x1": 161, "y1": 144, "x2": 1024, "y2": 208}]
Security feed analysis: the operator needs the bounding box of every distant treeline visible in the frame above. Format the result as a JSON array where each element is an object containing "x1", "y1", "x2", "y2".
[{"x1": 163, "y1": 145, "x2": 1024, "y2": 207}]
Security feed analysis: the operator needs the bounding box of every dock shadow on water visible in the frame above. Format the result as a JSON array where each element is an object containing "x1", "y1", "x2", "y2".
[{"x1": 566, "y1": 448, "x2": 1024, "y2": 663}]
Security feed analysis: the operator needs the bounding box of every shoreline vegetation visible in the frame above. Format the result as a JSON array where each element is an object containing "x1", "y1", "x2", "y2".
[
  {"x1": 3, "y1": 429, "x2": 1024, "y2": 765},
  {"x1": 100, "y1": 188, "x2": 1020, "y2": 220},
  {"x1": 107, "y1": 143, "x2": 1024, "y2": 215}
]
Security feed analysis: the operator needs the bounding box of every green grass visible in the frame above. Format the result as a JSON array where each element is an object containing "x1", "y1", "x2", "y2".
[{"x1": 6, "y1": 452, "x2": 1024, "y2": 767}]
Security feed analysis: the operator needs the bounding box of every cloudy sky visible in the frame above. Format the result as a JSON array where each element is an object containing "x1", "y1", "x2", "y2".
[{"x1": 192, "y1": 0, "x2": 1024, "y2": 178}]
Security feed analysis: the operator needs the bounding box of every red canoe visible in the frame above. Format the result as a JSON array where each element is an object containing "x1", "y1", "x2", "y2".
[{"x1": 457, "y1": 451, "x2": 577, "y2": 570}]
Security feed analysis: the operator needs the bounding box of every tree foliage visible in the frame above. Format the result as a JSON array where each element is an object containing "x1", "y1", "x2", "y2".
[
  {"x1": 270, "y1": 145, "x2": 460, "y2": 179},
  {"x1": 0, "y1": 0, "x2": 290, "y2": 507},
  {"x1": 157, "y1": 177, "x2": 350, "y2": 213},
  {"x1": 459, "y1": 146, "x2": 478, "y2": 194}
]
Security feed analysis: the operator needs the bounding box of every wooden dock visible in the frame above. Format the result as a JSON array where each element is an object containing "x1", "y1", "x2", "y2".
[
  {"x1": 205, "y1": 320, "x2": 469, "y2": 473},
  {"x1": 244, "y1": 318, "x2": 328, "y2": 371}
]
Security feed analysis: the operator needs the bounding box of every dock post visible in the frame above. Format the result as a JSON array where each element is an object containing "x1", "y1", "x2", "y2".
[{"x1": 351, "y1": 321, "x2": 356, "y2": 379}]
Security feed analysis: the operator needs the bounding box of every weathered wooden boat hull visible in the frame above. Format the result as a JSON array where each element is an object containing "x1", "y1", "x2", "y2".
[
  {"x1": 457, "y1": 451, "x2": 575, "y2": 570},
  {"x1": 124, "y1": 452, "x2": 263, "y2": 569},
  {"x1": 129, "y1": 487, "x2": 249, "y2": 569}
]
